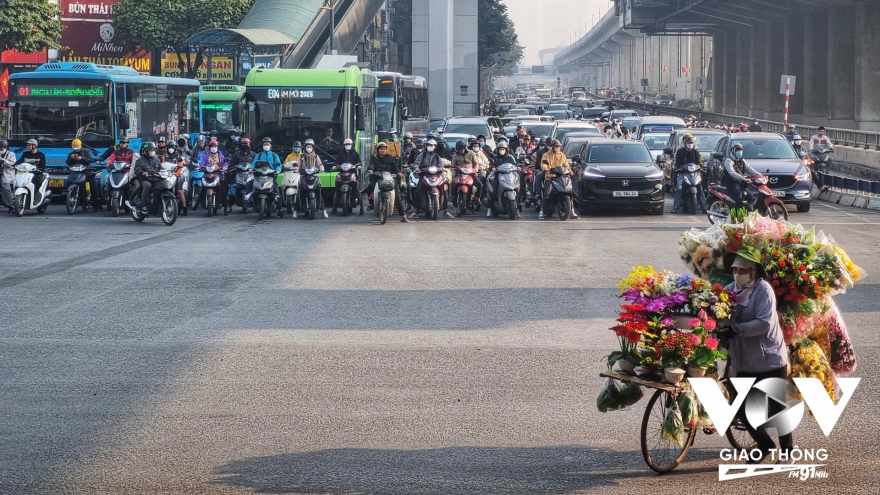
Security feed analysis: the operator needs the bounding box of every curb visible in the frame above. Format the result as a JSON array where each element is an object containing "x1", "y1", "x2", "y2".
[{"x1": 817, "y1": 189, "x2": 880, "y2": 210}]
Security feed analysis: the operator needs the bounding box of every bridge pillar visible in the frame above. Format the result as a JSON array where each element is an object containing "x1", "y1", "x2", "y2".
[
  {"x1": 855, "y1": 2, "x2": 880, "y2": 130},
  {"x1": 828, "y1": 9, "x2": 856, "y2": 127},
  {"x1": 734, "y1": 28, "x2": 752, "y2": 115},
  {"x1": 719, "y1": 30, "x2": 737, "y2": 114},
  {"x1": 802, "y1": 13, "x2": 829, "y2": 124},
  {"x1": 750, "y1": 23, "x2": 769, "y2": 119},
  {"x1": 783, "y1": 14, "x2": 805, "y2": 122},
  {"x1": 412, "y1": 0, "x2": 453, "y2": 117},
  {"x1": 765, "y1": 21, "x2": 786, "y2": 121}
]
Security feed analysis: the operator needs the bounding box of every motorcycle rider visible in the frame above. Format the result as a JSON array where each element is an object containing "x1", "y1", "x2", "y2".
[
  {"x1": 808, "y1": 126, "x2": 834, "y2": 191},
  {"x1": 451, "y1": 140, "x2": 480, "y2": 209},
  {"x1": 190, "y1": 135, "x2": 209, "y2": 164},
  {"x1": 784, "y1": 124, "x2": 798, "y2": 142},
  {"x1": 161, "y1": 141, "x2": 189, "y2": 216},
  {"x1": 364, "y1": 142, "x2": 409, "y2": 222},
  {"x1": 226, "y1": 138, "x2": 255, "y2": 215},
  {"x1": 66, "y1": 138, "x2": 100, "y2": 209},
  {"x1": 412, "y1": 138, "x2": 452, "y2": 218},
  {"x1": 470, "y1": 139, "x2": 489, "y2": 204},
  {"x1": 402, "y1": 132, "x2": 415, "y2": 158},
  {"x1": 16, "y1": 139, "x2": 47, "y2": 199},
  {"x1": 0, "y1": 140, "x2": 16, "y2": 213},
  {"x1": 97, "y1": 137, "x2": 134, "y2": 166},
  {"x1": 133, "y1": 142, "x2": 161, "y2": 214},
  {"x1": 285, "y1": 141, "x2": 303, "y2": 163},
  {"x1": 790, "y1": 134, "x2": 805, "y2": 154},
  {"x1": 200, "y1": 140, "x2": 229, "y2": 214},
  {"x1": 748, "y1": 119, "x2": 763, "y2": 132},
  {"x1": 435, "y1": 137, "x2": 453, "y2": 160},
  {"x1": 538, "y1": 139, "x2": 577, "y2": 220},
  {"x1": 671, "y1": 135, "x2": 707, "y2": 214},
  {"x1": 334, "y1": 138, "x2": 363, "y2": 215},
  {"x1": 156, "y1": 136, "x2": 168, "y2": 157},
  {"x1": 251, "y1": 137, "x2": 283, "y2": 217},
  {"x1": 486, "y1": 141, "x2": 521, "y2": 218},
  {"x1": 514, "y1": 135, "x2": 534, "y2": 159},
  {"x1": 407, "y1": 138, "x2": 424, "y2": 166},
  {"x1": 296, "y1": 138, "x2": 327, "y2": 218},
  {"x1": 722, "y1": 142, "x2": 760, "y2": 223}
]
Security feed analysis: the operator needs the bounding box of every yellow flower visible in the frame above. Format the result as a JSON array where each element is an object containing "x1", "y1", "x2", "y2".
[{"x1": 720, "y1": 292, "x2": 729, "y2": 302}]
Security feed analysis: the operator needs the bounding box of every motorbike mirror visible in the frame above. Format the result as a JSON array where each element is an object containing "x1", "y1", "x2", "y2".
[
  {"x1": 568, "y1": 155, "x2": 580, "y2": 162},
  {"x1": 663, "y1": 147, "x2": 674, "y2": 155},
  {"x1": 797, "y1": 150, "x2": 806, "y2": 159},
  {"x1": 712, "y1": 152, "x2": 724, "y2": 160}
]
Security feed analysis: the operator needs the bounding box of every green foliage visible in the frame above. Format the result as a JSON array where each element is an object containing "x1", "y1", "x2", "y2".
[
  {"x1": 112, "y1": 0, "x2": 254, "y2": 77},
  {"x1": 478, "y1": 0, "x2": 523, "y2": 78},
  {"x1": 0, "y1": 0, "x2": 64, "y2": 53}
]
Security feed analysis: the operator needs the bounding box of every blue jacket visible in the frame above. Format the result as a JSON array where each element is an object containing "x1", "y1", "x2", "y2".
[{"x1": 252, "y1": 150, "x2": 282, "y2": 172}]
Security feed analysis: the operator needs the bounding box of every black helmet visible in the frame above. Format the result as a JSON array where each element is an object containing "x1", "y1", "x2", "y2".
[
  {"x1": 262, "y1": 137, "x2": 273, "y2": 144},
  {"x1": 119, "y1": 137, "x2": 129, "y2": 144},
  {"x1": 732, "y1": 142, "x2": 744, "y2": 152},
  {"x1": 415, "y1": 138, "x2": 424, "y2": 147},
  {"x1": 455, "y1": 140, "x2": 467, "y2": 152},
  {"x1": 0, "y1": 140, "x2": 8, "y2": 148},
  {"x1": 293, "y1": 141, "x2": 302, "y2": 148},
  {"x1": 549, "y1": 139, "x2": 562, "y2": 147}
]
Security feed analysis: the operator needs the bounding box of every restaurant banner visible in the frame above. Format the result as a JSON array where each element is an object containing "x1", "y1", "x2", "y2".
[
  {"x1": 59, "y1": 0, "x2": 151, "y2": 74},
  {"x1": 161, "y1": 53, "x2": 234, "y2": 82}
]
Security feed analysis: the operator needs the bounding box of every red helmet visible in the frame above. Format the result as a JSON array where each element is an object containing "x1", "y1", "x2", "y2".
[
  {"x1": 240, "y1": 138, "x2": 251, "y2": 145},
  {"x1": 209, "y1": 140, "x2": 219, "y2": 146}
]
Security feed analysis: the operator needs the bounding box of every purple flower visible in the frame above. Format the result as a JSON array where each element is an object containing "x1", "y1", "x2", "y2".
[
  {"x1": 646, "y1": 299, "x2": 666, "y2": 313},
  {"x1": 672, "y1": 292, "x2": 689, "y2": 304},
  {"x1": 660, "y1": 317, "x2": 674, "y2": 328}
]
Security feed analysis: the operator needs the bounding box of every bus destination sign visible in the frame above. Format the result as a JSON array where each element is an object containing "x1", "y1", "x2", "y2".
[{"x1": 17, "y1": 86, "x2": 106, "y2": 98}]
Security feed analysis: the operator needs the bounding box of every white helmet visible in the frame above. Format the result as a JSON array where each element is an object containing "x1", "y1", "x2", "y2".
[{"x1": 426, "y1": 139, "x2": 437, "y2": 146}]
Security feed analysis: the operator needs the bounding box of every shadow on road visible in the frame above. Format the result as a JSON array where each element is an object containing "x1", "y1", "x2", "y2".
[{"x1": 212, "y1": 445, "x2": 719, "y2": 494}]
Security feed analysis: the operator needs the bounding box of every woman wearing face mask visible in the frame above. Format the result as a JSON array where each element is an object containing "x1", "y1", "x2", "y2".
[
  {"x1": 470, "y1": 139, "x2": 489, "y2": 204},
  {"x1": 722, "y1": 142, "x2": 760, "y2": 223},
  {"x1": 285, "y1": 141, "x2": 303, "y2": 164},
  {"x1": 296, "y1": 138, "x2": 327, "y2": 218},
  {"x1": 723, "y1": 246, "x2": 792, "y2": 464},
  {"x1": 199, "y1": 140, "x2": 229, "y2": 213},
  {"x1": 334, "y1": 138, "x2": 363, "y2": 215}
]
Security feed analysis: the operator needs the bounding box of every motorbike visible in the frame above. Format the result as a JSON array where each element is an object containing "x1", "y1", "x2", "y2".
[
  {"x1": 105, "y1": 160, "x2": 132, "y2": 217},
  {"x1": 229, "y1": 163, "x2": 253, "y2": 214},
  {"x1": 280, "y1": 162, "x2": 300, "y2": 217},
  {"x1": 65, "y1": 163, "x2": 99, "y2": 214},
  {"x1": 199, "y1": 162, "x2": 223, "y2": 216},
  {"x1": 452, "y1": 163, "x2": 478, "y2": 217},
  {"x1": 175, "y1": 159, "x2": 191, "y2": 215},
  {"x1": 372, "y1": 171, "x2": 397, "y2": 225},
  {"x1": 518, "y1": 157, "x2": 537, "y2": 207},
  {"x1": 12, "y1": 163, "x2": 50, "y2": 216},
  {"x1": 130, "y1": 162, "x2": 179, "y2": 226},
  {"x1": 333, "y1": 162, "x2": 360, "y2": 216},
  {"x1": 706, "y1": 173, "x2": 788, "y2": 224},
  {"x1": 486, "y1": 163, "x2": 521, "y2": 220},
  {"x1": 406, "y1": 165, "x2": 422, "y2": 214},
  {"x1": 249, "y1": 161, "x2": 278, "y2": 221},
  {"x1": 189, "y1": 163, "x2": 205, "y2": 211},
  {"x1": 810, "y1": 148, "x2": 833, "y2": 175},
  {"x1": 542, "y1": 166, "x2": 575, "y2": 220},
  {"x1": 677, "y1": 162, "x2": 705, "y2": 215},
  {"x1": 297, "y1": 164, "x2": 324, "y2": 220},
  {"x1": 418, "y1": 163, "x2": 447, "y2": 220}
]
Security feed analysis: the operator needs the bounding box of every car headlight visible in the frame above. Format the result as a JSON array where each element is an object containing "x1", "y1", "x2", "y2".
[
  {"x1": 582, "y1": 169, "x2": 605, "y2": 179},
  {"x1": 794, "y1": 167, "x2": 811, "y2": 181},
  {"x1": 646, "y1": 168, "x2": 664, "y2": 179}
]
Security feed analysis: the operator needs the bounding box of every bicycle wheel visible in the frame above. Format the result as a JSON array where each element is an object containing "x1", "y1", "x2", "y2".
[{"x1": 640, "y1": 389, "x2": 696, "y2": 473}]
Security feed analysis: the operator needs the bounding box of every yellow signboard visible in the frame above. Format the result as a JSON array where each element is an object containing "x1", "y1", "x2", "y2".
[{"x1": 161, "y1": 55, "x2": 234, "y2": 82}]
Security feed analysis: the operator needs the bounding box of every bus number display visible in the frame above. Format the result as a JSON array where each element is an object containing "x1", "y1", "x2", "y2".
[
  {"x1": 267, "y1": 89, "x2": 329, "y2": 99},
  {"x1": 17, "y1": 86, "x2": 105, "y2": 98}
]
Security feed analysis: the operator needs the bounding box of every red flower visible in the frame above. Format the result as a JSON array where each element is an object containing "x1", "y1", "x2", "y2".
[
  {"x1": 772, "y1": 279, "x2": 780, "y2": 286},
  {"x1": 795, "y1": 294, "x2": 807, "y2": 303},
  {"x1": 621, "y1": 303, "x2": 646, "y2": 312},
  {"x1": 689, "y1": 318, "x2": 702, "y2": 329},
  {"x1": 802, "y1": 275, "x2": 809, "y2": 281},
  {"x1": 799, "y1": 265, "x2": 807, "y2": 273},
  {"x1": 780, "y1": 261, "x2": 787, "y2": 267},
  {"x1": 775, "y1": 288, "x2": 784, "y2": 296}
]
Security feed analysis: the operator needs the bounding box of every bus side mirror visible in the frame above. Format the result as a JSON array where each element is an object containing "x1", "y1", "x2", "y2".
[
  {"x1": 355, "y1": 104, "x2": 366, "y2": 131},
  {"x1": 232, "y1": 100, "x2": 242, "y2": 127},
  {"x1": 401, "y1": 106, "x2": 409, "y2": 120},
  {"x1": 117, "y1": 113, "x2": 130, "y2": 130}
]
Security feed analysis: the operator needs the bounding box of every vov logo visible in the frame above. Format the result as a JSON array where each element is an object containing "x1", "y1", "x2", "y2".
[{"x1": 689, "y1": 377, "x2": 861, "y2": 480}]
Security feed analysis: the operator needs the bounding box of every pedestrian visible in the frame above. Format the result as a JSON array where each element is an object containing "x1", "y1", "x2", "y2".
[
  {"x1": 748, "y1": 119, "x2": 763, "y2": 132},
  {"x1": 0, "y1": 140, "x2": 16, "y2": 213}
]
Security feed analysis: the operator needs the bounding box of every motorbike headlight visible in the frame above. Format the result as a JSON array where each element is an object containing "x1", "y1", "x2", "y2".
[
  {"x1": 686, "y1": 164, "x2": 699, "y2": 172},
  {"x1": 341, "y1": 163, "x2": 352, "y2": 171},
  {"x1": 794, "y1": 167, "x2": 811, "y2": 181},
  {"x1": 428, "y1": 166, "x2": 438, "y2": 173},
  {"x1": 460, "y1": 168, "x2": 473, "y2": 174},
  {"x1": 159, "y1": 170, "x2": 171, "y2": 179},
  {"x1": 15, "y1": 164, "x2": 29, "y2": 173},
  {"x1": 582, "y1": 169, "x2": 605, "y2": 179}
]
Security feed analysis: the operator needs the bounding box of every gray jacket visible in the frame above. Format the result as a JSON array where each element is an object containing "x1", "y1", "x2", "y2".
[{"x1": 725, "y1": 279, "x2": 789, "y2": 374}]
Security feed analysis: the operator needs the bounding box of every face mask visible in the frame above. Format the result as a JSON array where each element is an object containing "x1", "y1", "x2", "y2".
[
  {"x1": 426, "y1": 145, "x2": 435, "y2": 152},
  {"x1": 293, "y1": 147, "x2": 301, "y2": 153},
  {"x1": 73, "y1": 147, "x2": 82, "y2": 152},
  {"x1": 263, "y1": 145, "x2": 271, "y2": 152},
  {"x1": 734, "y1": 151, "x2": 743, "y2": 159},
  {"x1": 305, "y1": 146, "x2": 313, "y2": 153},
  {"x1": 734, "y1": 272, "x2": 754, "y2": 287},
  {"x1": 148, "y1": 151, "x2": 156, "y2": 157},
  {"x1": 479, "y1": 142, "x2": 485, "y2": 147},
  {"x1": 241, "y1": 145, "x2": 250, "y2": 152},
  {"x1": 404, "y1": 138, "x2": 411, "y2": 143},
  {"x1": 498, "y1": 149, "x2": 507, "y2": 155},
  {"x1": 344, "y1": 145, "x2": 352, "y2": 151},
  {"x1": 210, "y1": 147, "x2": 218, "y2": 153},
  {"x1": 167, "y1": 147, "x2": 176, "y2": 154},
  {"x1": 685, "y1": 144, "x2": 694, "y2": 150},
  {"x1": 472, "y1": 146, "x2": 480, "y2": 152}
]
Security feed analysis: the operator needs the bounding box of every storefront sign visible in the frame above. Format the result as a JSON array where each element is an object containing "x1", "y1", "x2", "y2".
[
  {"x1": 59, "y1": 1, "x2": 151, "y2": 74},
  {"x1": 161, "y1": 54, "x2": 234, "y2": 82}
]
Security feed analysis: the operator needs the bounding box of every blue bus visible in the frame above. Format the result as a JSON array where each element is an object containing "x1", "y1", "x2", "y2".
[{"x1": 6, "y1": 63, "x2": 200, "y2": 193}]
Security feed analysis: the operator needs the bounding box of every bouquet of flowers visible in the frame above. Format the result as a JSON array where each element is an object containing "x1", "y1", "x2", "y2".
[
  {"x1": 653, "y1": 331, "x2": 696, "y2": 369},
  {"x1": 826, "y1": 301, "x2": 857, "y2": 374},
  {"x1": 788, "y1": 338, "x2": 836, "y2": 402},
  {"x1": 606, "y1": 303, "x2": 647, "y2": 369}
]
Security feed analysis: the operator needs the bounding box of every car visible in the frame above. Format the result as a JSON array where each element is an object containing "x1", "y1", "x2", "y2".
[
  {"x1": 580, "y1": 107, "x2": 607, "y2": 121},
  {"x1": 517, "y1": 122, "x2": 557, "y2": 140},
  {"x1": 657, "y1": 129, "x2": 726, "y2": 191},
  {"x1": 635, "y1": 116, "x2": 686, "y2": 140},
  {"x1": 544, "y1": 110, "x2": 572, "y2": 120},
  {"x1": 641, "y1": 132, "x2": 674, "y2": 163},
  {"x1": 512, "y1": 105, "x2": 539, "y2": 115},
  {"x1": 621, "y1": 116, "x2": 641, "y2": 134},
  {"x1": 512, "y1": 115, "x2": 554, "y2": 122},
  {"x1": 441, "y1": 117, "x2": 498, "y2": 149},
  {"x1": 707, "y1": 132, "x2": 812, "y2": 212},
  {"x1": 573, "y1": 140, "x2": 665, "y2": 215},
  {"x1": 548, "y1": 104, "x2": 569, "y2": 111},
  {"x1": 505, "y1": 108, "x2": 531, "y2": 117},
  {"x1": 609, "y1": 109, "x2": 639, "y2": 121},
  {"x1": 592, "y1": 99, "x2": 613, "y2": 108},
  {"x1": 551, "y1": 121, "x2": 604, "y2": 142},
  {"x1": 654, "y1": 94, "x2": 673, "y2": 106},
  {"x1": 497, "y1": 102, "x2": 516, "y2": 115}
]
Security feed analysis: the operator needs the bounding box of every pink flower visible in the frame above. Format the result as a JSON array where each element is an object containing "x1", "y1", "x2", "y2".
[
  {"x1": 698, "y1": 309, "x2": 708, "y2": 321},
  {"x1": 689, "y1": 318, "x2": 701, "y2": 329},
  {"x1": 705, "y1": 337, "x2": 719, "y2": 350},
  {"x1": 703, "y1": 319, "x2": 717, "y2": 331},
  {"x1": 689, "y1": 334, "x2": 701, "y2": 346},
  {"x1": 660, "y1": 317, "x2": 674, "y2": 328}
]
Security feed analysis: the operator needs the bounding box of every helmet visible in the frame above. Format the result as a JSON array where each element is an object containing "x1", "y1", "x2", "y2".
[
  {"x1": 119, "y1": 137, "x2": 129, "y2": 144},
  {"x1": 527, "y1": 130, "x2": 535, "y2": 136},
  {"x1": 197, "y1": 135, "x2": 206, "y2": 142},
  {"x1": 209, "y1": 130, "x2": 218, "y2": 136},
  {"x1": 415, "y1": 138, "x2": 424, "y2": 146},
  {"x1": 436, "y1": 137, "x2": 445, "y2": 144},
  {"x1": 732, "y1": 142, "x2": 744, "y2": 152},
  {"x1": 71, "y1": 138, "x2": 82, "y2": 148},
  {"x1": 389, "y1": 128, "x2": 398, "y2": 135},
  {"x1": 240, "y1": 138, "x2": 251, "y2": 145},
  {"x1": 0, "y1": 140, "x2": 8, "y2": 148},
  {"x1": 209, "y1": 140, "x2": 219, "y2": 146},
  {"x1": 426, "y1": 139, "x2": 437, "y2": 146},
  {"x1": 157, "y1": 136, "x2": 167, "y2": 143},
  {"x1": 549, "y1": 139, "x2": 561, "y2": 147},
  {"x1": 377, "y1": 141, "x2": 388, "y2": 149},
  {"x1": 467, "y1": 136, "x2": 477, "y2": 145},
  {"x1": 538, "y1": 137, "x2": 546, "y2": 146},
  {"x1": 343, "y1": 138, "x2": 353, "y2": 145},
  {"x1": 683, "y1": 135, "x2": 695, "y2": 144},
  {"x1": 496, "y1": 141, "x2": 508, "y2": 149},
  {"x1": 27, "y1": 138, "x2": 38, "y2": 146},
  {"x1": 143, "y1": 142, "x2": 155, "y2": 150},
  {"x1": 293, "y1": 141, "x2": 302, "y2": 148},
  {"x1": 304, "y1": 139, "x2": 315, "y2": 146},
  {"x1": 792, "y1": 134, "x2": 802, "y2": 144},
  {"x1": 261, "y1": 137, "x2": 273, "y2": 144},
  {"x1": 404, "y1": 132, "x2": 413, "y2": 139},
  {"x1": 426, "y1": 131, "x2": 435, "y2": 139},
  {"x1": 455, "y1": 140, "x2": 467, "y2": 152}
]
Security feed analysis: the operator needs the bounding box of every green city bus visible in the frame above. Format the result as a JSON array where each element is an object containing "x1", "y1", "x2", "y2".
[
  {"x1": 185, "y1": 84, "x2": 246, "y2": 145},
  {"x1": 242, "y1": 65, "x2": 377, "y2": 187}
]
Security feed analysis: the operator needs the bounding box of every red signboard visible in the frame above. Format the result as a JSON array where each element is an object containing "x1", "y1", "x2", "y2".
[{"x1": 59, "y1": 0, "x2": 151, "y2": 74}]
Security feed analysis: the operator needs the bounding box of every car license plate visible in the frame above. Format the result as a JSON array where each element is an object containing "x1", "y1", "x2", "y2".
[
  {"x1": 772, "y1": 190, "x2": 786, "y2": 198},
  {"x1": 49, "y1": 179, "x2": 65, "y2": 188},
  {"x1": 613, "y1": 191, "x2": 638, "y2": 197}
]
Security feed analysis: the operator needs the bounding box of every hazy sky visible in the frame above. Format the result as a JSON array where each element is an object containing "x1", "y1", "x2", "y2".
[{"x1": 504, "y1": 0, "x2": 614, "y2": 66}]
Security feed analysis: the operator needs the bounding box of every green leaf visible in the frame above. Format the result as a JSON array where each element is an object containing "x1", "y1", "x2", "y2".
[{"x1": 0, "y1": 0, "x2": 64, "y2": 53}]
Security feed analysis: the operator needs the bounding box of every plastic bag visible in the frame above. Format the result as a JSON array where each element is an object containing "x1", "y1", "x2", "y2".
[
  {"x1": 677, "y1": 386, "x2": 698, "y2": 429},
  {"x1": 619, "y1": 381, "x2": 644, "y2": 407},
  {"x1": 788, "y1": 338, "x2": 836, "y2": 402},
  {"x1": 826, "y1": 301, "x2": 857, "y2": 374},
  {"x1": 596, "y1": 378, "x2": 625, "y2": 413},
  {"x1": 661, "y1": 402, "x2": 685, "y2": 445}
]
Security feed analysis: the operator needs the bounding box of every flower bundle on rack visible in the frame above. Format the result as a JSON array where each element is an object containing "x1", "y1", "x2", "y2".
[
  {"x1": 686, "y1": 311, "x2": 727, "y2": 369},
  {"x1": 617, "y1": 266, "x2": 738, "y2": 323}
]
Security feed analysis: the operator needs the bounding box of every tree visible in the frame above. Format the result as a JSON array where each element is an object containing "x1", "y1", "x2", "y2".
[
  {"x1": 0, "y1": 0, "x2": 63, "y2": 53},
  {"x1": 478, "y1": 0, "x2": 523, "y2": 79},
  {"x1": 112, "y1": 0, "x2": 255, "y2": 78}
]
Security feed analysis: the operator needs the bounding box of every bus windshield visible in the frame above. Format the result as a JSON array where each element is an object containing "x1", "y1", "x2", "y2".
[
  {"x1": 376, "y1": 89, "x2": 395, "y2": 133},
  {"x1": 200, "y1": 101, "x2": 237, "y2": 134},
  {"x1": 249, "y1": 87, "x2": 352, "y2": 153},
  {"x1": 8, "y1": 79, "x2": 113, "y2": 148}
]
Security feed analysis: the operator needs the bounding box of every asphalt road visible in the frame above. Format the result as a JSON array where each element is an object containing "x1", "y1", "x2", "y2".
[{"x1": 1, "y1": 197, "x2": 878, "y2": 495}]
